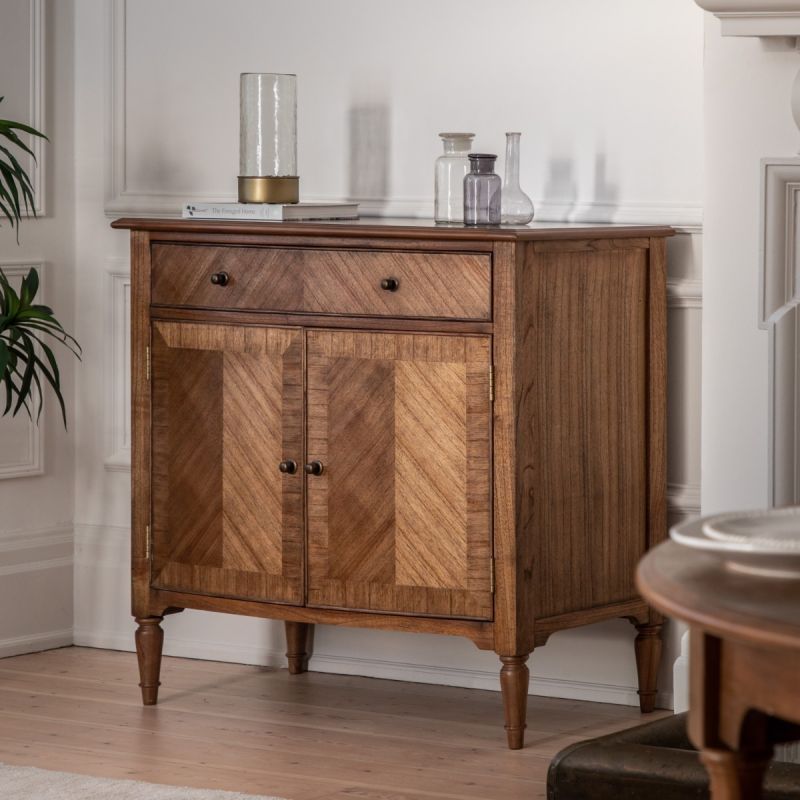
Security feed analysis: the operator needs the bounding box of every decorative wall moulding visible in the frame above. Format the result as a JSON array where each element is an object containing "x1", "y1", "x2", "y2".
[
  {"x1": 0, "y1": 261, "x2": 45, "y2": 480},
  {"x1": 761, "y1": 158, "x2": 800, "y2": 506},
  {"x1": 104, "y1": 261, "x2": 131, "y2": 472},
  {"x1": 695, "y1": 1, "x2": 800, "y2": 36},
  {"x1": 760, "y1": 158, "x2": 800, "y2": 328},
  {"x1": 104, "y1": 2, "x2": 703, "y2": 234},
  {"x1": 0, "y1": 0, "x2": 46, "y2": 215}
]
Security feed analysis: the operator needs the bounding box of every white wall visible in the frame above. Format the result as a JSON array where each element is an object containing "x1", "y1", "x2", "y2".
[
  {"x1": 0, "y1": 0, "x2": 75, "y2": 657},
  {"x1": 69, "y1": 0, "x2": 704, "y2": 708},
  {"x1": 702, "y1": 21, "x2": 800, "y2": 516}
]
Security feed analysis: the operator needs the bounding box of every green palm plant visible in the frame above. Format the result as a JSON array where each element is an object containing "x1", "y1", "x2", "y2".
[
  {"x1": 1, "y1": 95, "x2": 80, "y2": 427},
  {"x1": 0, "y1": 96, "x2": 44, "y2": 235}
]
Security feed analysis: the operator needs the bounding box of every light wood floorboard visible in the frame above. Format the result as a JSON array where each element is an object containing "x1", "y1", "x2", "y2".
[{"x1": 0, "y1": 647, "x2": 667, "y2": 800}]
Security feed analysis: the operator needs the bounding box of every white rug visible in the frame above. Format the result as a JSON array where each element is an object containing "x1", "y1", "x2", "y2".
[{"x1": 0, "y1": 763, "x2": 288, "y2": 799}]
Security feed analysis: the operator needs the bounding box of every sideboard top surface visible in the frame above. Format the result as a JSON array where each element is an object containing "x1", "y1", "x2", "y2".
[{"x1": 111, "y1": 216, "x2": 674, "y2": 242}]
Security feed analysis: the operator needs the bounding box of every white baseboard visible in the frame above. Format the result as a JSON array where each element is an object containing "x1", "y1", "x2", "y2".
[
  {"x1": 0, "y1": 629, "x2": 74, "y2": 659},
  {"x1": 74, "y1": 626, "x2": 672, "y2": 709}
]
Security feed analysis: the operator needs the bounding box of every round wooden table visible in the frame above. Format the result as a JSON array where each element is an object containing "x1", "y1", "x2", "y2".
[{"x1": 637, "y1": 539, "x2": 800, "y2": 800}]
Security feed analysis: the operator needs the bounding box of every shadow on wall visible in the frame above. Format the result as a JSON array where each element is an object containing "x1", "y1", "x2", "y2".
[
  {"x1": 541, "y1": 151, "x2": 619, "y2": 222},
  {"x1": 348, "y1": 103, "x2": 391, "y2": 211}
]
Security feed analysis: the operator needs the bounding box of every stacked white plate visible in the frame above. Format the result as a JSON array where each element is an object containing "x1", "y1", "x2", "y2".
[{"x1": 670, "y1": 507, "x2": 800, "y2": 579}]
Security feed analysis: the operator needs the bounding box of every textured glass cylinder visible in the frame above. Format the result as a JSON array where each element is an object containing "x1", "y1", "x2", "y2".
[
  {"x1": 239, "y1": 73, "x2": 297, "y2": 178},
  {"x1": 463, "y1": 154, "x2": 501, "y2": 226}
]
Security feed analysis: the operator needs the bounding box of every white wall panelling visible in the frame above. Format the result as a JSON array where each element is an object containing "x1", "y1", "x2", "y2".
[
  {"x1": 103, "y1": 0, "x2": 704, "y2": 229},
  {"x1": 0, "y1": 0, "x2": 46, "y2": 215},
  {"x1": 104, "y1": 260, "x2": 131, "y2": 471},
  {"x1": 761, "y1": 159, "x2": 800, "y2": 504},
  {"x1": 0, "y1": 0, "x2": 76, "y2": 658},
  {"x1": 695, "y1": 0, "x2": 800, "y2": 37},
  {"x1": 0, "y1": 262, "x2": 45, "y2": 479},
  {"x1": 0, "y1": 521, "x2": 73, "y2": 658}
]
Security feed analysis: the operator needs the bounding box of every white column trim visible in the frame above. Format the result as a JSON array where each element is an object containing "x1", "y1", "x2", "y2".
[
  {"x1": 761, "y1": 159, "x2": 800, "y2": 505},
  {"x1": 104, "y1": 260, "x2": 131, "y2": 471},
  {"x1": 25, "y1": 0, "x2": 45, "y2": 216}
]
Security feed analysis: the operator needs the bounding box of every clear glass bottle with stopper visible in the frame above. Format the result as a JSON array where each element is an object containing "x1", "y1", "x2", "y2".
[
  {"x1": 501, "y1": 132, "x2": 534, "y2": 225},
  {"x1": 434, "y1": 133, "x2": 474, "y2": 223}
]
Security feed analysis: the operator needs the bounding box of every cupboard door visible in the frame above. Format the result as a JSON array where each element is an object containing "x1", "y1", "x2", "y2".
[
  {"x1": 150, "y1": 321, "x2": 304, "y2": 604},
  {"x1": 306, "y1": 330, "x2": 493, "y2": 620}
]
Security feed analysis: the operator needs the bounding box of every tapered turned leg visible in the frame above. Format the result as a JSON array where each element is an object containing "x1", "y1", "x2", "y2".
[
  {"x1": 499, "y1": 654, "x2": 530, "y2": 750},
  {"x1": 632, "y1": 621, "x2": 663, "y2": 713},
  {"x1": 135, "y1": 616, "x2": 164, "y2": 705},
  {"x1": 700, "y1": 747, "x2": 771, "y2": 800},
  {"x1": 285, "y1": 621, "x2": 314, "y2": 675}
]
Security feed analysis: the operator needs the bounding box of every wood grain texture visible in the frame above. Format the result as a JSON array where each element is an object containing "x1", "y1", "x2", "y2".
[
  {"x1": 500, "y1": 655, "x2": 531, "y2": 751},
  {"x1": 130, "y1": 230, "x2": 152, "y2": 619},
  {"x1": 112, "y1": 215, "x2": 675, "y2": 243},
  {"x1": 700, "y1": 748, "x2": 772, "y2": 800},
  {"x1": 150, "y1": 587, "x2": 495, "y2": 649},
  {"x1": 134, "y1": 616, "x2": 164, "y2": 705},
  {"x1": 123, "y1": 219, "x2": 671, "y2": 749},
  {"x1": 647, "y1": 237, "x2": 668, "y2": 551},
  {"x1": 306, "y1": 330, "x2": 493, "y2": 620},
  {"x1": 518, "y1": 241, "x2": 649, "y2": 620},
  {"x1": 639, "y1": 543, "x2": 800, "y2": 800},
  {"x1": 152, "y1": 305, "x2": 493, "y2": 335},
  {"x1": 631, "y1": 621, "x2": 663, "y2": 713},
  {"x1": 490, "y1": 241, "x2": 528, "y2": 656},
  {"x1": 284, "y1": 621, "x2": 314, "y2": 675},
  {"x1": 0, "y1": 648, "x2": 664, "y2": 800},
  {"x1": 150, "y1": 321, "x2": 304, "y2": 605},
  {"x1": 151, "y1": 244, "x2": 491, "y2": 320}
]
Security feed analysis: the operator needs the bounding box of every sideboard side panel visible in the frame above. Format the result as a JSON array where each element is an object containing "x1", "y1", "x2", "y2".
[
  {"x1": 131, "y1": 230, "x2": 152, "y2": 619},
  {"x1": 492, "y1": 241, "x2": 533, "y2": 655},
  {"x1": 519, "y1": 240, "x2": 653, "y2": 620},
  {"x1": 648, "y1": 236, "x2": 668, "y2": 552}
]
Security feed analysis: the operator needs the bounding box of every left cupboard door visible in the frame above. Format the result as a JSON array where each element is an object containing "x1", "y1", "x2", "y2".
[{"x1": 149, "y1": 321, "x2": 305, "y2": 605}]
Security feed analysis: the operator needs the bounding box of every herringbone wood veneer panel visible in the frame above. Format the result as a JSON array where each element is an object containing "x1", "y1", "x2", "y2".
[
  {"x1": 307, "y1": 330, "x2": 492, "y2": 620},
  {"x1": 151, "y1": 244, "x2": 491, "y2": 320},
  {"x1": 151, "y1": 322, "x2": 304, "y2": 605}
]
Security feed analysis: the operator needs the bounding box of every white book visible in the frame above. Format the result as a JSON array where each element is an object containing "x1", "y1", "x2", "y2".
[{"x1": 182, "y1": 201, "x2": 359, "y2": 221}]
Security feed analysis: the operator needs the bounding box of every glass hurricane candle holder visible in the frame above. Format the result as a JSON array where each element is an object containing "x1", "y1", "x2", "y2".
[{"x1": 238, "y1": 73, "x2": 299, "y2": 204}]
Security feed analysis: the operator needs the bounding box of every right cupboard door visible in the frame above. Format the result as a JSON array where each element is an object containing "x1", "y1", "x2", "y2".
[{"x1": 306, "y1": 330, "x2": 493, "y2": 620}]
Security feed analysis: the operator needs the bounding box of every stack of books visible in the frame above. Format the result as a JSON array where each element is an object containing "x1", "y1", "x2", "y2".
[{"x1": 182, "y1": 201, "x2": 359, "y2": 222}]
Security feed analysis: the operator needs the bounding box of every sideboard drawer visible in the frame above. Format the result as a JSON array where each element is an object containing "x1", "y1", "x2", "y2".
[{"x1": 151, "y1": 244, "x2": 491, "y2": 320}]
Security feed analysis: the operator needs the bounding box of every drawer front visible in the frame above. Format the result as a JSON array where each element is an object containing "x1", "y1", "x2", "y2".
[{"x1": 151, "y1": 244, "x2": 491, "y2": 320}]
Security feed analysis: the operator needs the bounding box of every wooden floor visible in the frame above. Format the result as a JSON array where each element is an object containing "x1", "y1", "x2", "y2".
[{"x1": 0, "y1": 647, "x2": 666, "y2": 800}]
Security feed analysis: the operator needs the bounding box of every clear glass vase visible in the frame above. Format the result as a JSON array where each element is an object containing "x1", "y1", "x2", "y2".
[
  {"x1": 501, "y1": 132, "x2": 534, "y2": 225},
  {"x1": 434, "y1": 132, "x2": 474, "y2": 223},
  {"x1": 239, "y1": 73, "x2": 298, "y2": 203},
  {"x1": 463, "y1": 154, "x2": 501, "y2": 226}
]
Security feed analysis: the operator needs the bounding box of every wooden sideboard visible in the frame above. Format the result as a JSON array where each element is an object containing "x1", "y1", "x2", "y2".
[{"x1": 113, "y1": 217, "x2": 672, "y2": 749}]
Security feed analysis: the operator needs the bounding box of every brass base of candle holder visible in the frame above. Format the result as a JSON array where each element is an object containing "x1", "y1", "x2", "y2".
[{"x1": 238, "y1": 176, "x2": 299, "y2": 204}]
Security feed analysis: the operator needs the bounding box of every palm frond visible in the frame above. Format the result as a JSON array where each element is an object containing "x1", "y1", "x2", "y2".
[
  {"x1": 0, "y1": 96, "x2": 47, "y2": 240},
  {"x1": 0, "y1": 267, "x2": 80, "y2": 428}
]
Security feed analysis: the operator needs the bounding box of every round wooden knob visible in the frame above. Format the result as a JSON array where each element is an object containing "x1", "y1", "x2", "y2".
[
  {"x1": 380, "y1": 278, "x2": 399, "y2": 292},
  {"x1": 210, "y1": 272, "x2": 229, "y2": 286},
  {"x1": 278, "y1": 460, "x2": 297, "y2": 474},
  {"x1": 304, "y1": 460, "x2": 324, "y2": 476}
]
